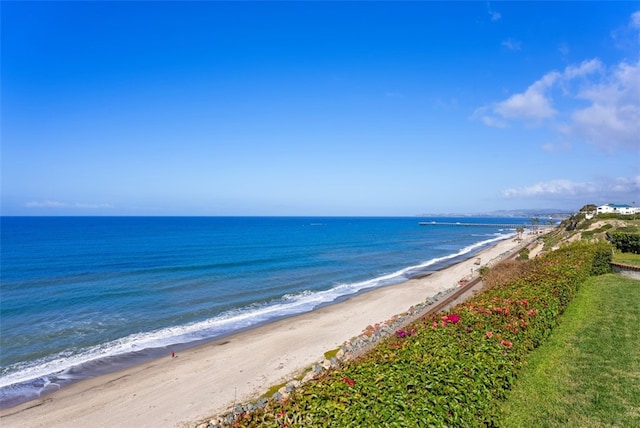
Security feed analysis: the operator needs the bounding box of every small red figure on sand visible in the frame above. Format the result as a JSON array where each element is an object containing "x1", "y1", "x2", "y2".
[{"x1": 171, "y1": 352, "x2": 176, "y2": 358}]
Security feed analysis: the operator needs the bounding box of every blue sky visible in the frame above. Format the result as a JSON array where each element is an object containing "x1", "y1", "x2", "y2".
[{"x1": 2, "y1": 1, "x2": 639, "y2": 216}]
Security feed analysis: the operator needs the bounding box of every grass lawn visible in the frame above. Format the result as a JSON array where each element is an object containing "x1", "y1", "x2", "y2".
[
  {"x1": 612, "y1": 252, "x2": 640, "y2": 267},
  {"x1": 498, "y1": 273, "x2": 640, "y2": 427}
]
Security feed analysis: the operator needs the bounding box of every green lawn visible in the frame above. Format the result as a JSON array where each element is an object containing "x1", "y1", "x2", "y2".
[
  {"x1": 498, "y1": 273, "x2": 640, "y2": 427},
  {"x1": 613, "y1": 252, "x2": 640, "y2": 267}
]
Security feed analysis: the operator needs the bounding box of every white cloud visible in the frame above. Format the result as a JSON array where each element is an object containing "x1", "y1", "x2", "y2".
[
  {"x1": 542, "y1": 141, "x2": 572, "y2": 152},
  {"x1": 568, "y1": 60, "x2": 640, "y2": 150},
  {"x1": 631, "y1": 11, "x2": 640, "y2": 29},
  {"x1": 471, "y1": 105, "x2": 507, "y2": 127},
  {"x1": 476, "y1": 58, "x2": 640, "y2": 152},
  {"x1": 25, "y1": 200, "x2": 113, "y2": 209},
  {"x1": 611, "y1": 10, "x2": 640, "y2": 50},
  {"x1": 502, "y1": 179, "x2": 594, "y2": 198},
  {"x1": 501, "y1": 38, "x2": 522, "y2": 51},
  {"x1": 493, "y1": 71, "x2": 560, "y2": 120},
  {"x1": 558, "y1": 43, "x2": 570, "y2": 56},
  {"x1": 25, "y1": 200, "x2": 68, "y2": 208},
  {"x1": 486, "y1": 2, "x2": 501, "y2": 21},
  {"x1": 502, "y1": 176, "x2": 640, "y2": 202},
  {"x1": 75, "y1": 203, "x2": 114, "y2": 209},
  {"x1": 563, "y1": 58, "x2": 603, "y2": 79},
  {"x1": 482, "y1": 116, "x2": 507, "y2": 128},
  {"x1": 608, "y1": 175, "x2": 640, "y2": 193}
]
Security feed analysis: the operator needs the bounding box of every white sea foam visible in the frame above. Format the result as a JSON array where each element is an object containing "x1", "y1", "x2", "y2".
[{"x1": 0, "y1": 233, "x2": 513, "y2": 391}]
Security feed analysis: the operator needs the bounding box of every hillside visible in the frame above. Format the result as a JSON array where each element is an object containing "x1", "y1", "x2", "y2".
[{"x1": 540, "y1": 213, "x2": 640, "y2": 251}]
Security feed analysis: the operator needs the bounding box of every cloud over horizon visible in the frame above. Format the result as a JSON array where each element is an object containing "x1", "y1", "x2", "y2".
[
  {"x1": 502, "y1": 175, "x2": 640, "y2": 204},
  {"x1": 25, "y1": 200, "x2": 113, "y2": 209}
]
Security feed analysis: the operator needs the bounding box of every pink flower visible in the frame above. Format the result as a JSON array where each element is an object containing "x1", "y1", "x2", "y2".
[
  {"x1": 486, "y1": 331, "x2": 493, "y2": 339},
  {"x1": 395, "y1": 328, "x2": 415, "y2": 338},
  {"x1": 342, "y1": 377, "x2": 355, "y2": 386},
  {"x1": 501, "y1": 340, "x2": 513, "y2": 348},
  {"x1": 445, "y1": 313, "x2": 461, "y2": 324}
]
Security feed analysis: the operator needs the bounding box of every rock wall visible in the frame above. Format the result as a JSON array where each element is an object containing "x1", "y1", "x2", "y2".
[{"x1": 611, "y1": 263, "x2": 640, "y2": 280}]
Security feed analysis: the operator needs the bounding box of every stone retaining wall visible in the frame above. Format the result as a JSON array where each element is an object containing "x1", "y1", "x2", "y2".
[{"x1": 611, "y1": 262, "x2": 640, "y2": 280}]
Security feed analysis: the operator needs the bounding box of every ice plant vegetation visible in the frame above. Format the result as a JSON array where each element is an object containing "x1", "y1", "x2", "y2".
[
  {"x1": 395, "y1": 328, "x2": 416, "y2": 338},
  {"x1": 442, "y1": 313, "x2": 460, "y2": 324},
  {"x1": 341, "y1": 377, "x2": 355, "y2": 387},
  {"x1": 234, "y1": 241, "x2": 612, "y2": 427}
]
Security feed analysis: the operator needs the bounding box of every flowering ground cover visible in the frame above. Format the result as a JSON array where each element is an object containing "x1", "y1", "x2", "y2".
[{"x1": 232, "y1": 242, "x2": 612, "y2": 427}]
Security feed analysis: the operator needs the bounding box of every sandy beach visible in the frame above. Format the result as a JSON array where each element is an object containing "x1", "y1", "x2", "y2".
[{"x1": 1, "y1": 234, "x2": 540, "y2": 428}]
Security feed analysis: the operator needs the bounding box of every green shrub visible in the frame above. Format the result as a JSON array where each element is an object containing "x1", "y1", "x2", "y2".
[
  {"x1": 576, "y1": 219, "x2": 594, "y2": 230},
  {"x1": 482, "y1": 259, "x2": 533, "y2": 289},
  {"x1": 615, "y1": 225, "x2": 640, "y2": 233},
  {"x1": 598, "y1": 213, "x2": 640, "y2": 221},
  {"x1": 608, "y1": 231, "x2": 640, "y2": 254},
  {"x1": 478, "y1": 265, "x2": 490, "y2": 278},
  {"x1": 581, "y1": 230, "x2": 594, "y2": 239},
  {"x1": 590, "y1": 242, "x2": 613, "y2": 275}
]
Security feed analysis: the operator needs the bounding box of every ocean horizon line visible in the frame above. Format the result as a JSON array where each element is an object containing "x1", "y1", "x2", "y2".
[{"x1": 0, "y1": 212, "x2": 557, "y2": 219}]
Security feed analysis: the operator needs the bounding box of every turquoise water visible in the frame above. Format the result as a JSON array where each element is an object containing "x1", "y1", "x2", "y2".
[{"x1": 0, "y1": 216, "x2": 527, "y2": 407}]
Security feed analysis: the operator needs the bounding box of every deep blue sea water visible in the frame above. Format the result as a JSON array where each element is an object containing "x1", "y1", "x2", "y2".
[{"x1": 0, "y1": 216, "x2": 529, "y2": 408}]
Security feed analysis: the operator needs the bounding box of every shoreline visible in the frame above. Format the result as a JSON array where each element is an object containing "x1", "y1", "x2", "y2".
[
  {"x1": 0, "y1": 234, "x2": 505, "y2": 410},
  {"x1": 1, "y1": 234, "x2": 538, "y2": 428}
]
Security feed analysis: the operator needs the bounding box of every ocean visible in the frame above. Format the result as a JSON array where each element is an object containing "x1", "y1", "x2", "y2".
[{"x1": 0, "y1": 216, "x2": 529, "y2": 408}]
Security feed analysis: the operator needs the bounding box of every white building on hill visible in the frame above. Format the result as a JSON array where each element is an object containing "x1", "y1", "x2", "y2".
[{"x1": 596, "y1": 203, "x2": 640, "y2": 215}]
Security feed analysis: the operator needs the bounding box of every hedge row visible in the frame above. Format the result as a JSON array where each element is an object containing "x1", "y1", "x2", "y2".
[
  {"x1": 608, "y1": 231, "x2": 640, "y2": 254},
  {"x1": 233, "y1": 242, "x2": 612, "y2": 427}
]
